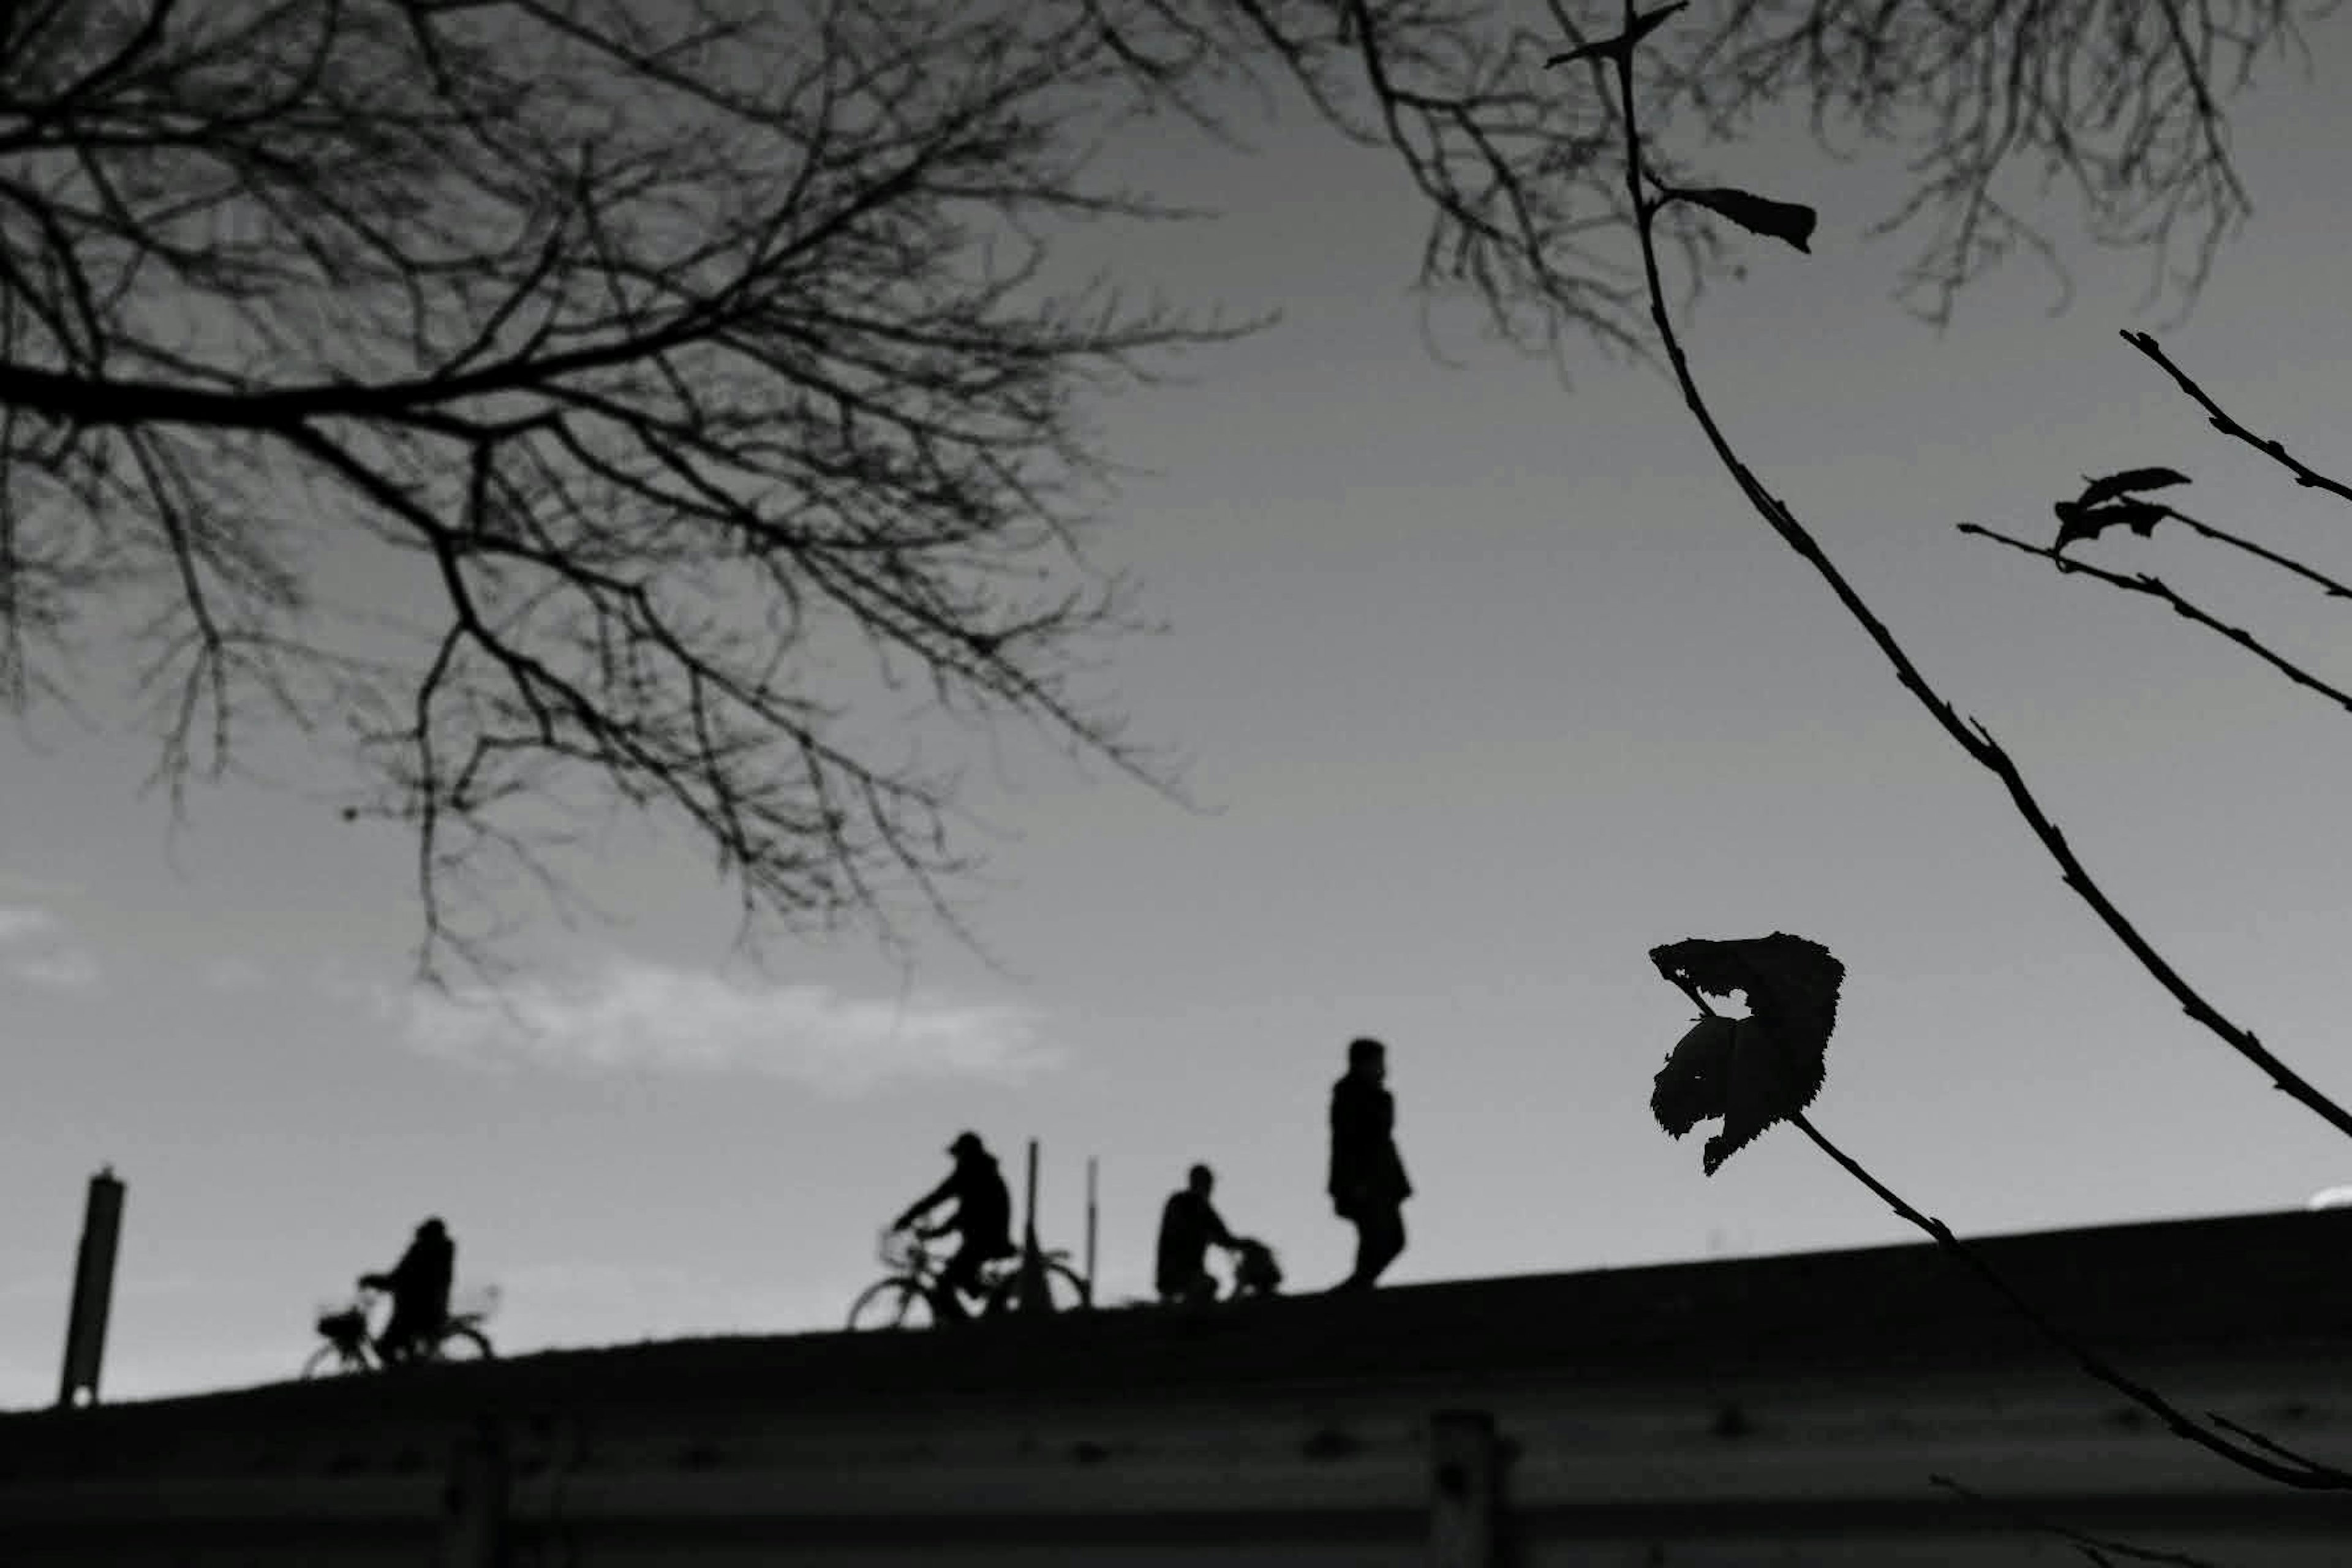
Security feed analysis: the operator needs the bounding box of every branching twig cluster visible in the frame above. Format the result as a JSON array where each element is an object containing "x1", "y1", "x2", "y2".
[
  {"x1": 1647, "y1": 0, "x2": 2331, "y2": 327},
  {"x1": 1959, "y1": 518, "x2": 2352, "y2": 717},
  {"x1": 1958, "y1": 332, "x2": 2352, "y2": 734},
  {"x1": 1585, "y1": 24, "x2": 2352, "y2": 1147},
  {"x1": 0, "y1": 0, "x2": 2322, "y2": 981},
  {"x1": 1, "y1": 0, "x2": 1296, "y2": 984}
]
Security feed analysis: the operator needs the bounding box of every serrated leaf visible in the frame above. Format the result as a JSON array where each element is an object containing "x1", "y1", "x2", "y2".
[
  {"x1": 1652, "y1": 1012, "x2": 1736, "y2": 1138},
  {"x1": 1647, "y1": 933, "x2": 1844, "y2": 1174}
]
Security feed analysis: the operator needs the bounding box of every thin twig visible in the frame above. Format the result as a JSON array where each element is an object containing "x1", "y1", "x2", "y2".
[
  {"x1": 1792, "y1": 1110, "x2": 2351, "y2": 1488},
  {"x1": 1929, "y1": 1474, "x2": 2225, "y2": 1566},
  {"x1": 2165, "y1": 508, "x2": 2352, "y2": 601},
  {"x1": 2124, "y1": 331, "x2": 2352, "y2": 509},
  {"x1": 1597, "y1": 21, "x2": 2352, "y2": 1147},
  {"x1": 1959, "y1": 522, "x2": 2352, "y2": 717}
]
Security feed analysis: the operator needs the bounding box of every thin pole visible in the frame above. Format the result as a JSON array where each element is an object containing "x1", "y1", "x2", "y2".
[
  {"x1": 58, "y1": 1166, "x2": 126, "y2": 1409},
  {"x1": 1084, "y1": 1156, "x2": 1099, "y2": 1306},
  {"x1": 1025, "y1": 1137, "x2": 1040, "y2": 1251},
  {"x1": 1022, "y1": 1137, "x2": 1042, "y2": 1313}
]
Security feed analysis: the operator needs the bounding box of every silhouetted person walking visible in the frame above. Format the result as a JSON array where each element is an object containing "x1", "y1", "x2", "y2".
[
  {"x1": 360, "y1": 1216, "x2": 454, "y2": 1363},
  {"x1": 1156, "y1": 1163, "x2": 1246, "y2": 1305},
  {"x1": 892, "y1": 1131, "x2": 1014, "y2": 1321},
  {"x1": 1329, "y1": 1037, "x2": 1411, "y2": 1291}
]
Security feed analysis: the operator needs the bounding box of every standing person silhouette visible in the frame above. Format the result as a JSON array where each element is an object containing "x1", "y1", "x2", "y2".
[
  {"x1": 1328, "y1": 1036, "x2": 1411, "y2": 1291},
  {"x1": 891, "y1": 1131, "x2": 1014, "y2": 1321}
]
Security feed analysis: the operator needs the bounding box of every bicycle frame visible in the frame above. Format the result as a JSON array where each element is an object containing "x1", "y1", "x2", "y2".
[
  {"x1": 853, "y1": 1228, "x2": 1085, "y2": 1328},
  {"x1": 306, "y1": 1284, "x2": 497, "y2": 1375},
  {"x1": 989, "y1": 1242, "x2": 1071, "y2": 1313}
]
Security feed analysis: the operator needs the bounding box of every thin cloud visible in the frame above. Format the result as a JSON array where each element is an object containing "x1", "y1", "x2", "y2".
[
  {"x1": 199, "y1": 956, "x2": 270, "y2": 993},
  {"x1": 0, "y1": 906, "x2": 58, "y2": 944},
  {"x1": 11, "y1": 949, "x2": 100, "y2": 989},
  {"x1": 0, "y1": 905, "x2": 100, "y2": 990},
  {"x1": 379, "y1": 957, "x2": 1062, "y2": 1094}
]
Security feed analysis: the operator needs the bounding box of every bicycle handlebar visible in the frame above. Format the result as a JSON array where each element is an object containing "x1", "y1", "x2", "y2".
[
  {"x1": 878, "y1": 1226, "x2": 1072, "y2": 1273},
  {"x1": 330, "y1": 1280, "x2": 502, "y2": 1316}
]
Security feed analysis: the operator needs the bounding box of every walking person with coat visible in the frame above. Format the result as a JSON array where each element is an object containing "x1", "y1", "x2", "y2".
[{"x1": 1327, "y1": 1036, "x2": 1412, "y2": 1291}]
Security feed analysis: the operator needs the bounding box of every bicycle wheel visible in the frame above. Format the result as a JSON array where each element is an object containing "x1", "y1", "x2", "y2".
[
  {"x1": 992, "y1": 1259, "x2": 1091, "y2": 1317},
  {"x1": 437, "y1": 1325, "x2": 494, "y2": 1362},
  {"x1": 301, "y1": 1343, "x2": 359, "y2": 1379},
  {"x1": 1041, "y1": 1261, "x2": 1090, "y2": 1314},
  {"x1": 847, "y1": 1277, "x2": 935, "y2": 1330}
]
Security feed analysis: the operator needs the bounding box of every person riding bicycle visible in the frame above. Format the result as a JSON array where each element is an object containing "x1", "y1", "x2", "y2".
[
  {"x1": 1156, "y1": 1164, "x2": 1248, "y2": 1305},
  {"x1": 891, "y1": 1132, "x2": 1014, "y2": 1321},
  {"x1": 358, "y1": 1216, "x2": 454, "y2": 1364}
]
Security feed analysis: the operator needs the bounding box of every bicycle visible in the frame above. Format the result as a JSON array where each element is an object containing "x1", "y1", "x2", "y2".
[
  {"x1": 1230, "y1": 1235, "x2": 1284, "y2": 1298},
  {"x1": 1115, "y1": 1237, "x2": 1286, "y2": 1309},
  {"x1": 845, "y1": 1227, "x2": 1089, "y2": 1330},
  {"x1": 303, "y1": 1281, "x2": 499, "y2": 1376}
]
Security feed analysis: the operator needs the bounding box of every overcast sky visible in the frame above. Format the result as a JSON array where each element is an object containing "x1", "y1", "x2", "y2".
[{"x1": 8, "y1": 10, "x2": 2352, "y2": 1408}]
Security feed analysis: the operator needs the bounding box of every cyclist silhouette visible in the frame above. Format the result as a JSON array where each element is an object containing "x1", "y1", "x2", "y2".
[
  {"x1": 891, "y1": 1133, "x2": 1014, "y2": 1321},
  {"x1": 1156, "y1": 1163, "x2": 1246, "y2": 1305},
  {"x1": 358, "y1": 1216, "x2": 454, "y2": 1363}
]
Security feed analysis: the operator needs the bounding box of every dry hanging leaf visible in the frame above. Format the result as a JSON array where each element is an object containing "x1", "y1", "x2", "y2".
[
  {"x1": 1648, "y1": 932, "x2": 1845, "y2": 1173},
  {"x1": 2052, "y1": 497, "x2": 2169, "y2": 552},
  {"x1": 2075, "y1": 467, "x2": 2190, "y2": 511}
]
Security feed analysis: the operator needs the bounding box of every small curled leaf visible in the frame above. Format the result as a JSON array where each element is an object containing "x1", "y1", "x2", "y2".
[
  {"x1": 2075, "y1": 467, "x2": 2190, "y2": 510},
  {"x1": 2052, "y1": 497, "x2": 2168, "y2": 552}
]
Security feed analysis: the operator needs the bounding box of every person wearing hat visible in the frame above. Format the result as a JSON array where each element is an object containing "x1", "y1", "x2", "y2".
[
  {"x1": 360, "y1": 1216, "x2": 455, "y2": 1363},
  {"x1": 891, "y1": 1132, "x2": 1014, "y2": 1319}
]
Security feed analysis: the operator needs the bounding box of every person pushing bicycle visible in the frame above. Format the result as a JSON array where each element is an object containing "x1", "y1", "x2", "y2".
[
  {"x1": 890, "y1": 1132, "x2": 1014, "y2": 1321},
  {"x1": 358, "y1": 1216, "x2": 454, "y2": 1364},
  {"x1": 1156, "y1": 1163, "x2": 1252, "y2": 1305}
]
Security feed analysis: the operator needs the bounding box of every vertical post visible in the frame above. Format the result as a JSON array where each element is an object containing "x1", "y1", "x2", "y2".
[
  {"x1": 439, "y1": 1419, "x2": 508, "y2": 1568},
  {"x1": 1429, "y1": 1409, "x2": 1502, "y2": 1568},
  {"x1": 1019, "y1": 1137, "x2": 1046, "y2": 1313},
  {"x1": 58, "y1": 1166, "x2": 126, "y2": 1409},
  {"x1": 1084, "y1": 1156, "x2": 1099, "y2": 1307}
]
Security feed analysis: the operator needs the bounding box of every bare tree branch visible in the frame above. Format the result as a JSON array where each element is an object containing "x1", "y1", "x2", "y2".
[
  {"x1": 1583, "y1": 0, "x2": 2352, "y2": 1143},
  {"x1": 1929, "y1": 1475, "x2": 2224, "y2": 1567},
  {"x1": 1585, "y1": 1, "x2": 2352, "y2": 1490},
  {"x1": 1791, "y1": 1108, "x2": 2352, "y2": 1488},
  {"x1": 0, "y1": 0, "x2": 1276, "y2": 986},
  {"x1": 0, "y1": 0, "x2": 2328, "y2": 984},
  {"x1": 2163, "y1": 506, "x2": 2352, "y2": 601}
]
